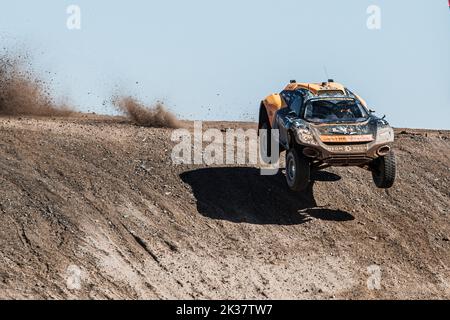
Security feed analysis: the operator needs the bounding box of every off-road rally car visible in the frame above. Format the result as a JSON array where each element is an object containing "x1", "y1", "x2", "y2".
[{"x1": 259, "y1": 80, "x2": 396, "y2": 191}]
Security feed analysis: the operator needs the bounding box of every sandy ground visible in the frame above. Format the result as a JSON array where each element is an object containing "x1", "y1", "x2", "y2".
[{"x1": 0, "y1": 114, "x2": 449, "y2": 299}]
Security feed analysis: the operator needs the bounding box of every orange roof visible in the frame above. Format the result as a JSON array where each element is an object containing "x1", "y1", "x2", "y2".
[
  {"x1": 284, "y1": 82, "x2": 346, "y2": 95},
  {"x1": 282, "y1": 81, "x2": 368, "y2": 107}
]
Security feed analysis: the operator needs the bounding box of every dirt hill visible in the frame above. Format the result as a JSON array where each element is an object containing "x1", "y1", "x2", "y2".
[{"x1": 0, "y1": 114, "x2": 449, "y2": 299}]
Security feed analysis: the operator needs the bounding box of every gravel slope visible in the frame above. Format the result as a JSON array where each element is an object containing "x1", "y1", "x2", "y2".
[{"x1": 0, "y1": 115, "x2": 449, "y2": 299}]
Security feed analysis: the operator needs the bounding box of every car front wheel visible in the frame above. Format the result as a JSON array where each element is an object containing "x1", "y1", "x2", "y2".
[{"x1": 285, "y1": 148, "x2": 311, "y2": 192}]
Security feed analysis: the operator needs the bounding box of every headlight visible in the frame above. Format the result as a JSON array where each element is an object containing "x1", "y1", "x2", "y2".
[
  {"x1": 376, "y1": 119, "x2": 389, "y2": 128},
  {"x1": 295, "y1": 126, "x2": 319, "y2": 145},
  {"x1": 376, "y1": 126, "x2": 394, "y2": 143}
]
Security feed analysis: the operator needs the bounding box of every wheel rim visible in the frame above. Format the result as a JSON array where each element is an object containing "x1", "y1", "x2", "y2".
[{"x1": 287, "y1": 156, "x2": 296, "y2": 183}]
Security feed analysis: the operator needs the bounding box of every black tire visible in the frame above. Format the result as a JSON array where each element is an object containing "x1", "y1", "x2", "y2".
[
  {"x1": 285, "y1": 148, "x2": 310, "y2": 192},
  {"x1": 372, "y1": 151, "x2": 396, "y2": 189}
]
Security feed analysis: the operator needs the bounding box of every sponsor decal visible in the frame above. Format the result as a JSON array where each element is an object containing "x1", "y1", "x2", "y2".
[
  {"x1": 325, "y1": 144, "x2": 369, "y2": 153},
  {"x1": 320, "y1": 134, "x2": 374, "y2": 143}
]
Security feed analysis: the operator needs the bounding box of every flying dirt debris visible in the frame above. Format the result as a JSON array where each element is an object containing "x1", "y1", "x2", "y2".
[
  {"x1": 259, "y1": 80, "x2": 396, "y2": 191},
  {"x1": 0, "y1": 53, "x2": 73, "y2": 117},
  {"x1": 113, "y1": 96, "x2": 180, "y2": 129}
]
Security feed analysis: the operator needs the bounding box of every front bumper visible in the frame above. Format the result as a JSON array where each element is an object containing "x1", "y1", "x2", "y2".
[
  {"x1": 296, "y1": 136, "x2": 393, "y2": 166},
  {"x1": 292, "y1": 121, "x2": 395, "y2": 166}
]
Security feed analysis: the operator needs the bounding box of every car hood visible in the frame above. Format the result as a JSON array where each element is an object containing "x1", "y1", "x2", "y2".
[{"x1": 310, "y1": 121, "x2": 374, "y2": 136}]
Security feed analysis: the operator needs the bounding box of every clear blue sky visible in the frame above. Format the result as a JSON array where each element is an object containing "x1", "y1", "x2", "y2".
[{"x1": 1, "y1": 0, "x2": 449, "y2": 129}]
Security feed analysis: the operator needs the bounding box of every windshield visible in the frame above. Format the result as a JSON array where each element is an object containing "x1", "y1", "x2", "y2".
[{"x1": 304, "y1": 99, "x2": 369, "y2": 123}]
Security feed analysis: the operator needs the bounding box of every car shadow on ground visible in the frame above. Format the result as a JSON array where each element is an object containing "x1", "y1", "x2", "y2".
[
  {"x1": 311, "y1": 170, "x2": 342, "y2": 182},
  {"x1": 180, "y1": 167, "x2": 354, "y2": 225}
]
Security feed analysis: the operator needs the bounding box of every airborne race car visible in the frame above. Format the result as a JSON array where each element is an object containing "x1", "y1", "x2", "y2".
[{"x1": 259, "y1": 80, "x2": 396, "y2": 191}]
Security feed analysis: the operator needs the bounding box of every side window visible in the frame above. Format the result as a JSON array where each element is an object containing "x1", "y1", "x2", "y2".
[
  {"x1": 290, "y1": 95, "x2": 304, "y2": 116},
  {"x1": 282, "y1": 90, "x2": 304, "y2": 107}
]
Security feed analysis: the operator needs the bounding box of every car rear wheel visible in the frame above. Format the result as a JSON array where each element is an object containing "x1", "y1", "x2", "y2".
[
  {"x1": 285, "y1": 148, "x2": 310, "y2": 192},
  {"x1": 372, "y1": 150, "x2": 396, "y2": 189}
]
